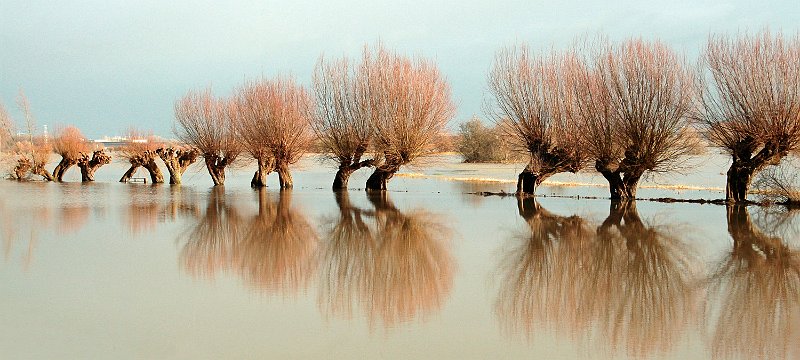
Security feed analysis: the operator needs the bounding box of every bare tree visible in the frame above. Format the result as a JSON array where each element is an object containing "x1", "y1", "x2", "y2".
[
  {"x1": 231, "y1": 77, "x2": 314, "y2": 188},
  {"x1": 13, "y1": 138, "x2": 53, "y2": 181},
  {"x1": 487, "y1": 46, "x2": 586, "y2": 195},
  {"x1": 118, "y1": 129, "x2": 165, "y2": 183},
  {"x1": 51, "y1": 126, "x2": 89, "y2": 181},
  {"x1": 312, "y1": 55, "x2": 375, "y2": 190},
  {"x1": 76, "y1": 149, "x2": 111, "y2": 182},
  {"x1": 573, "y1": 39, "x2": 699, "y2": 200},
  {"x1": 15, "y1": 89, "x2": 35, "y2": 144},
  {"x1": 174, "y1": 88, "x2": 240, "y2": 186},
  {"x1": 695, "y1": 31, "x2": 800, "y2": 203},
  {"x1": 363, "y1": 45, "x2": 456, "y2": 190},
  {"x1": 156, "y1": 147, "x2": 199, "y2": 185}
]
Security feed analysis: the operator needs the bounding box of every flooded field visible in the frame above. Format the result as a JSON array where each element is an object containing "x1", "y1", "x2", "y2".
[{"x1": 1, "y1": 155, "x2": 798, "y2": 359}]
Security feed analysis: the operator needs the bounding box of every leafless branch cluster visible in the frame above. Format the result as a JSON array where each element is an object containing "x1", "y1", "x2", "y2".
[
  {"x1": 312, "y1": 54, "x2": 375, "y2": 189},
  {"x1": 487, "y1": 46, "x2": 586, "y2": 194},
  {"x1": 174, "y1": 88, "x2": 241, "y2": 186},
  {"x1": 364, "y1": 45, "x2": 456, "y2": 190},
  {"x1": 231, "y1": 77, "x2": 314, "y2": 188},
  {"x1": 695, "y1": 31, "x2": 800, "y2": 202},
  {"x1": 572, "y1": 39, "x2": 699, "y2": 200}
]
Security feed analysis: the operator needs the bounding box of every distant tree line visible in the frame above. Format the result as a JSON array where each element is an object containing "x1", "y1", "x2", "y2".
[{"x1": 2, "y1": 33, "x2": 799, "y2": 204}]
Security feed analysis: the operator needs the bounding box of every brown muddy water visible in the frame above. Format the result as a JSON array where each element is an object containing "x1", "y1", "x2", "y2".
[{"x1": 0, "y1": 155, "x2": 798, "y2": 359}]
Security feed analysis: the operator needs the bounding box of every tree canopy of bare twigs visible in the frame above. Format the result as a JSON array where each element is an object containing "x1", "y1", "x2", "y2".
[
  {"x1": 363, "y1": 45, "x2": 456, "y2": 191},
  {"x1": 487, "y1": 46, "x2": 586, "y2": 195},
  {"x1": 119, "y1": 129, "x2": 165, "y2": 183},
  {"x1": 754, "y1": 159, "x2": 800, "y2": 206},
  {"x1": 231, "y1": 77, "x2": 314, "y2": 188},
  {"x1": 312, "y1": 54, "x2": 375, "y2": 190},
  {"x1": 51, "y1": 126, "x2": 89, "y2": 182},
  {"x1": 695, "y1": 31, "x2": 800, "y2": 203},
  {"x1": 0, "y1": 102, "x2": 13, "y2": 155},
  {"x1": 573, "y1": 39, "x2": 699, "y2": 200},
  {"x1": 174, "y1": 88, "x2": 240, "y2": 186}
]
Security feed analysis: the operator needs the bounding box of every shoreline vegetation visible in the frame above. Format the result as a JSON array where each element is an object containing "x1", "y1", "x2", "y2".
[{"x1": 2, "y1": 33, "x2": 800, "y2": 207}]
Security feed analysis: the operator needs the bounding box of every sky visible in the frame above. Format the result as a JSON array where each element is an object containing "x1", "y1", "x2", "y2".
[{"x1": 1, "y1": 0, "x2": 799, "y2": 139}]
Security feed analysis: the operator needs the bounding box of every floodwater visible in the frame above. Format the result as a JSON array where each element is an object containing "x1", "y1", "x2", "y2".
[{"x1": 0, "y1": 155, "x2": 798, "y2": 359}]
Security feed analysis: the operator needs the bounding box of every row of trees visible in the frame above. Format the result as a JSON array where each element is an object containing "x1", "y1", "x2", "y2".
[
  {"x1": 4, "y1": 33, "x2": 799, "y2": 203},
  {"x1": 173, "y1": 45, "x2": 454, "y2": 191},
  {"x1": 490, "y1": 31, "x2": 800, "y2": 203}
]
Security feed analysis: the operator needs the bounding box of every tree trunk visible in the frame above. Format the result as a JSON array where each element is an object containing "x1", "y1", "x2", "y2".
[
  {"x1": 251, "y1": 157, "x2": 273, "y2": 188},
  {"x1": 205, "y1": 157, "x2": 226, "y2": 186},
  {"x1": 516, "y1": 169, "x2": 540, "y2": 195},
  {"x1": 32, "y1": 165, "x2": 53, "y2": 181},
  {"x1": 276, "y1": 161, "x2": 293, "y2": 189},
  {"x1": 120, "y1": 164, "x2": 140, "y2": 182},
  {"x1": 14, "y1": 157, "x2": 31, "y2": 180},
  {"x1": 143, "y1": 159, "x2": 164, "y2": 184},
  {"x1": 157, "y1": 148, "x2": 199, "y2": 185},
  {"x1": 365, "y1": 167, "x2": 397, "y2": 191},
  {"x1": 726, "y1": 161, "x2": 755, "y2": 204},
  {"x1": 53, "y1": 156, "x2": 77, "y2": 182},
  {"x1": 599, "y1": 169, "x2": 638, "y2": 201},
  {"x1": 333, "y1": 167, "x2": 354, "y2": 190},
  {"x1": 77, "y1": 150, "x2": 111, "y2": 182}
]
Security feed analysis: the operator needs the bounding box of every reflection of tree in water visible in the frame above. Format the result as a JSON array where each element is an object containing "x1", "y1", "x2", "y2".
[
  {"x1": 496, "y1": 199, "x2": 697, "y2": 358},
  {"x1": 318, "y1": 191, "x2": 453, "y2": 329},
  {"x1": 705, "y1": 205, "x2": 800, "y2": 360},
  {"x1": 123, "y1": 186, "x2": 200, "y2": 236},
  {"x1": 179, "y1": 188, "x2": 318, "y2": 296}
]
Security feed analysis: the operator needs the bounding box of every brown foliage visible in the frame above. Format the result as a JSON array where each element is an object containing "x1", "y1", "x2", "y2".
[
  {"x1": 52, "y1": 126, "x2": 90, "y2": 181},
  {"x1": 364, "y1": 45, "x2": 456, "y2": 190},
  {"x1": 487, "y1": 46, "x2": 586, "y2": 194},
  {"x1": 573, "y1": 39, "x2": 699, "y2": 200},
  {"x1": 695, "y1": 31, "x2": 800, "y2": 202},
  {"x1": 174, "y1": 88, "x2": 240, "y2": 186},
  {"x1": 230, "y1": 77, "x2": 314, "y2": 188}
]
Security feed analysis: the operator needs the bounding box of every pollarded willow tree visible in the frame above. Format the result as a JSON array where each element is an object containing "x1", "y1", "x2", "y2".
[
  {"x1": 52, "y1": 126, "x2": 89, "y2": 182},
  {"x1": 174, "y1": 88, "x2": 240, "y2": 186},
  {"x1": 364, "y1": 46, "x2": 456, "y2": 190},
  {"x1": 231, "y1": 77, "x2": 313, "y2": 189},
  {"x1": 156, "y1": 147, "x2": 199, "y2": 185},
  {"x1": 487, "y1": 46, "x2": 586, "y2": 195},
  {"x1": 312, "y1": 55, "x2": 375, "y2": 190},
  {"x1": 573, "y1": 39, "x2": 699, "y2": 200},
  {"x1": 695, "y1": 31, "x2": 800, "y2": 203},
  {"x1": 119, "y1": 129, "x2": 165, "y2": 183}
]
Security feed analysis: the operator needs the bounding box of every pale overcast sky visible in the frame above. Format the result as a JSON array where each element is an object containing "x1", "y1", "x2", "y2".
[{"x1": 1, "y1": 0, "x2": 798, "y2": 138}]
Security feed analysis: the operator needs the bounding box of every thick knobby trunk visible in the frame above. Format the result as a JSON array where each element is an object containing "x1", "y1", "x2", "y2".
[
  {"x1": 157, "y1": 148, "x2": 199, "y2": 185},
  {"x1": 332, "y1": 167, "x2": 354, "y2": 190},
  {"x1": 599, "y1": 167, "x2": 639, "y2": 201},
  {"x1": 725, "y1": 161, "x2": 755, "y2": 204},
  {"x1": 53, "y1": 156, "x2": 77, "y2": 182},
  {"x1": 77, "y1": 150, "x2": 111, "y2": 182},
  {"x1": 14, "y1": 158, "x2": 31, "y2": 180},
  {"x1": 251, "y1": 157, "x2": 273, "y2": 188},
  {"x1": 120, "y1": 164, "x2": 140, "y2": 182},
  {"x1": 205, "y1": 157, "x2": 226, "y2": 186},
  {"x1": 516, "y1": 169, "x2": 542, "y2": 195},
  {"x1": 276, "y1": 162, "x2": 293, "y2": 189},
  {"x1": 142, "y1": 159, "x2": 164, "y2": 184},
  {"x1": 365, "y1": 167, "x2": 397, "y2": 191}
]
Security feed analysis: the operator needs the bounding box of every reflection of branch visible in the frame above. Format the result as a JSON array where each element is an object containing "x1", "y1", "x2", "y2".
[
  {"x1": 179, "y1": 188, "x2": 243, "y2": 279},
  {"x1": 319, "y1": 191, "x2": 454, "y2": 329},
  {"x1": 496, "y1": 200, "x2": 697, "y2": 358},
  {"x1": 179, "y1": 188, "x2": 318, "y2": 297},
  {"x1": 705, "y1": 205, "x2": 800, "y2": 360},
  {"x1": 236, "y1": 190, "x2": 318, "y2": 295}
]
